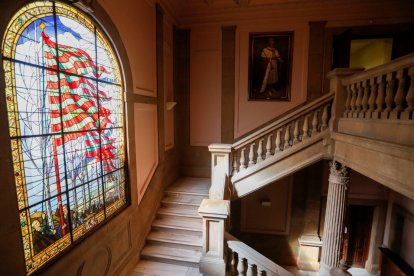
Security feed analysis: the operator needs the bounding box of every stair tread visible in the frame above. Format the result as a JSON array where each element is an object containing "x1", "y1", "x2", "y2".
[
  {"x1": 142, "y1": 244, "x2": 202, "y2": 263},
  {"x1": 167, "y1": 177, "x2": 210, "y2": 195},
  {"x1": 133, "y1": 260, "x2": 201, "y2": 276},
  {"x1": 158, "y1": 206, "x2": 200, "y2": 217},
  {"x1": 162, "y1": 195, "x2": 204, "y2": 206},
  {"x1": 147, "y1": 230, "x2": 202, "y2": 246},
  {"x1": 153, "y1": 217, "x2": 202, "y2": 231}
]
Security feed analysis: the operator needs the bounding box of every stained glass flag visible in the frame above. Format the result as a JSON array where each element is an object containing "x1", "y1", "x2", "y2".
[
  {"x1": 3, "y1": 2, "x2": 127, "y2": 274},
  {"x1": 41, "y1": 23, "x2": 116, "y2": 174}
]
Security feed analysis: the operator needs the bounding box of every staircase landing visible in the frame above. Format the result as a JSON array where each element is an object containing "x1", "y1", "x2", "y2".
[{"x1": 131, "y1": 177, "x2": 209, "y2": 276}]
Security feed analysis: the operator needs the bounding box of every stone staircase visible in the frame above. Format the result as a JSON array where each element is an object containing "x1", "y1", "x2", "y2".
[{"x1": 132, "y1": 177, "x2": 209, "y2": 276}]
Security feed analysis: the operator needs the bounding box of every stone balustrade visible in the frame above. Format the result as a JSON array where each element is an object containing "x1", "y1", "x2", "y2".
[
  {"x1": 205, "y1": 54, "x2": 414, "y2": 276},
  {"x1": 230, "y1": 93, "x2": 334, "y2": 177},
  {"x1": 225, "y1": 232, "x2": 293, "y2": 276},
  {"x1": 341, "y1": 53, "x2": 414, "y2": 120}
]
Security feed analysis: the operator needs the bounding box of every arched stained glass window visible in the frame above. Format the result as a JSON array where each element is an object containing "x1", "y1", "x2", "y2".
[{"x1": 2, "y1": 1, "x2": 128, "y2": 274}]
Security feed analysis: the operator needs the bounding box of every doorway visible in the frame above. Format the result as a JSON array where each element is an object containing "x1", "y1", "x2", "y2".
[{"x1": 344, "y1": 205, "x2": 374, "y2": 268}]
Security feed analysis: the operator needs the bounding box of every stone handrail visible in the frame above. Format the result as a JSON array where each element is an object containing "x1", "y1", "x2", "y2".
[
  {"x1": 225, "y1": 232, "x2": 293, "y2": 276},
  {"x1": 231, "y1": 92, "x2": 334, "y2": 177},
  {"x1": 341, "y1": 53, "x2": 414, "y2": 120}
]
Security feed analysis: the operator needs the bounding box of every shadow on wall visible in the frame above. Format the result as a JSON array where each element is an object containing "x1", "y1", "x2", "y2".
[{"x1": 230, "y1": 161, "x2": 325, "y2": 266}]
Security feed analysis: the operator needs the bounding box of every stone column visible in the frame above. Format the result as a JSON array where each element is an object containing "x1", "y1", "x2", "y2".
[{"x1": 320, "y1": 161, "x2": 350, "y2": 275}]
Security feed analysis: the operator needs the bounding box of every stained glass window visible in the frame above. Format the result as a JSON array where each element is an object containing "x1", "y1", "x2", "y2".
[{"x1": 2, "y1": 1, "x2": 128, "y2": 274}]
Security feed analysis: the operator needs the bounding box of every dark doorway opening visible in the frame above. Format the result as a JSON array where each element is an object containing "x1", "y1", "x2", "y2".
[{"x1": 344, "y1": 205, "x2": 374, "y2": 268}]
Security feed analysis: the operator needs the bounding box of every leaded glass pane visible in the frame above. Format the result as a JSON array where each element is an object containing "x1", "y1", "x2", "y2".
[{"x1": 2, "y1": 1, "x2": 127, "y2": 274}]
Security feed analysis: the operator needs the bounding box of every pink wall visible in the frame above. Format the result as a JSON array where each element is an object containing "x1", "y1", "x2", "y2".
[
  {"x1": 234, "y1": 23, "x2": 308, "y2": 138},
  {"x1": 164, "y1": 15, "x2": 175, "y2": 150},
  {"x1": 99, "y1": 0, "x2": 157, "y2": 97},
  {"x1": 190, "y1": 27, "x2": 222, "y2": 146},
  {"x1": 134, "y1": 103, "x2": 159, "y2": 204}
]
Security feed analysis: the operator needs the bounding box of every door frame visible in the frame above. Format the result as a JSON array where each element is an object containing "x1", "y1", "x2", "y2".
[{"x1": 346, "y1": 198, "x2": 387, "y2": 274}]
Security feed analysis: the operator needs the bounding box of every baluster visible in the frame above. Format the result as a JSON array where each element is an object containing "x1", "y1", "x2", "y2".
[
  {"x1": 355, "y1": 81, "x2": 363, "y2": 117},
  {"x1": 384, "y1": 72, "x2": 395, "y2": 115},
  {"x1": 256, "y1": 139, "x2": 265, "y2": 163},
  {"x1": 246, "y1": 262, "x2": 254, "y2": 276},
  {"x1": 283, "y1": 125, "x2": 291, "y2": 150},
  {"x1": 248, "y1": 144, "x2": 255, "y2": 167},
  {"x1": 403, "y1": 66, "x2": 414, "y2": 120},
  {"x1": 375, "y1": 74, "x2": 386, "y2": 118},
  {"x1": 257, "y1": 267, "x2": 266, "y2": 276},
  {"x1": 293, "y1": 120, "x2": 299, "y2": 145},
  {"x1": 274, "y1": 130, "x2": 281, "y2": 153},
  {"x1": 237, "y1": 255, "x2": 245, "y2": 276},
  {"x1": 343, "y1": 84, "x2": 352, "y2": 117},
  {"x1": 349, "y1": 83, "x2": 357, "y2": 117},
  {"x1": 232, "y1": 155, "x2": 238, "y2": 176},
  {"x1": 368, "y1": 77, "x2": 378, "y2": 118},
  {"x1": 361, "y1": 79, "x2": 370, "y2": 118},
  {"x1": 239, "y1": 148, "x2": 246, "y2": 170},
  {"x1": 227, "y1": 248, "x2": 236, "y2": 274},
  {"x1": 311, "y1": 110, "x2": 319, "y2": 135},
  {"x1": 302, "y1": 115, "x2": 310, "y2": 140},
  {"x1": 265, "y1": 134, "x2": 273, "y2": 159},
  {"x1": 321, "y1": 104, "x2": 329, "y2": 130},
  {"x1": 392, "y1": 69, "x2": 406, "y2": 119}
]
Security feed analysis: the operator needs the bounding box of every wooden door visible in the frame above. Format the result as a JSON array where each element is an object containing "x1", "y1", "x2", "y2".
[{"x1": 344, "y1": 205, "x2": 374, "y2": 268}]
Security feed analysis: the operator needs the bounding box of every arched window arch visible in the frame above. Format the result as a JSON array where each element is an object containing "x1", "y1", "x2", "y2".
[{"x1": 2, "y1": 1, "x2": 128, "y2": 274}]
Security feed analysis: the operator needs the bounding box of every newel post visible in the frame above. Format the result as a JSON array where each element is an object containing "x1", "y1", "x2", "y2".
[
  {"x1": 198, "y1": 199, "x2": 230, "y2": 276},
  {"x1": 326, "y1": 68, "x2": 364, "y2": 131},
  {"x1": 208, "y1": 144, "x2": 233, "y2": 199},
  {"x1": 199, "y1": 144, "x2": 232, "y2": 275}
]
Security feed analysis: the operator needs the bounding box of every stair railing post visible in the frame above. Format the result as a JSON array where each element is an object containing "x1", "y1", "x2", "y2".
[
  {"x1": 326, "y1": 68, "x2": 365, "y2": 132},
  {"x1": 208, "y1": 144, "x2": 233, "y2": 200},
  {"x1": 198, "y1": 199, "x2": 230, "y2": 276}
]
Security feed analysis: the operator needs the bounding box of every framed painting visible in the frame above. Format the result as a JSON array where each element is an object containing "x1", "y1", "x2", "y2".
[{"x1": 248, "y1": 32, "x2": 293, "y2": 101}]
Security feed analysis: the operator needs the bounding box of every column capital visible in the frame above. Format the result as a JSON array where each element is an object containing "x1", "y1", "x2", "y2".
[{"x1": 328, "y1": 161, "x2": 349, "y2": 187}]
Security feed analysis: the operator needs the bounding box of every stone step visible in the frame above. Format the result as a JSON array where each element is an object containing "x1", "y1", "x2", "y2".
[
  {"x1": 132, "y1": 260, "x2": 202, "y2": 276},
  {"x1": 147, "y1": 229, "x2": 202, "y2": 249},
  {"x1": 162, "y1": 193, "x2": 205, "y2": 206},
  {"x1": 141, "y1": 244, "x2": 201, "y2": 268},
  {"x1": 152, "y1": 216, "x2": 202, "y2": 233},
  {"x1": 166, "y1": 177, "x2": 210, "y2": 195},
  {"x1": 157, "y1": 206, "x2": 200, "y2": 218}
]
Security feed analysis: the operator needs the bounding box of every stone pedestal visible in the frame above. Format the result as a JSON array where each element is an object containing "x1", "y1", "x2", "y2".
[
  {"x1": 198, "y1": 199, "x2": 230, "y2": 276},
  {"x1": 320, "y1": 161, "x2": 349, "y2": 276},
  {"x1": 298, "y1": 235, "x2": 323, "y2": 271}
]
